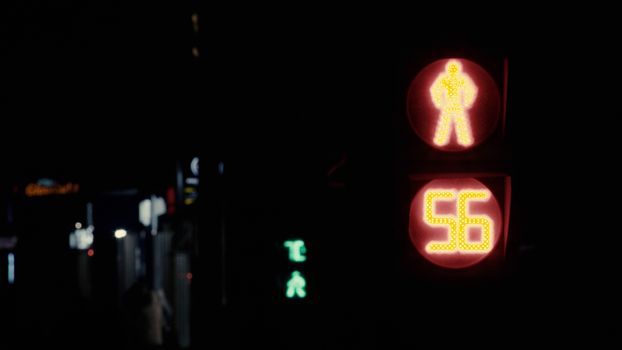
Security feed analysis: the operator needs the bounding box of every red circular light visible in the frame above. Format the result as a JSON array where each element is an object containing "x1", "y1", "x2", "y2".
[
  {"x1": 409, "y1": 178, "x2": 502, "y2": 269},
  {"x1": 87, "y1": 248, "x2": 95, "y2": 257},
  {"x1": 407, "y1": 58, "x2": 500, "y2": 151}
]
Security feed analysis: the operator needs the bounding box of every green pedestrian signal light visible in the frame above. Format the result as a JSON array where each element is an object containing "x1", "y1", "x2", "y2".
[
  {"x1": 284, "y1": 239, "x2": 307, "y2": 263},
  {"x1": 285, "y1": 270, "x2": 307, "y2": 299}
]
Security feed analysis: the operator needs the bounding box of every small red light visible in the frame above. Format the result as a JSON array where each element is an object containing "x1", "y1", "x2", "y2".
[
  {"x1": 167, "y1": 186, "x2": 176, "y2": 215},
  {"x1": 87, "y1": 249, "x2": 94, "y2": 257},
  {"x1": 186, "y1": 272, "x2": 193, "y2": 281}
]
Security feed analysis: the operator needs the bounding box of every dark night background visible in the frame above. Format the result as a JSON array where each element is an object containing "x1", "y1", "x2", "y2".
[{"x1": 0, "y1": 2, "x2": 620, "y2": 349}]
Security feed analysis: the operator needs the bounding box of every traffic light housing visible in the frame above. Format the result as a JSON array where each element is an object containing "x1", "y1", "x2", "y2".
[{"x1": 400, "y1": 49, "x2": 511, "y2": 277}]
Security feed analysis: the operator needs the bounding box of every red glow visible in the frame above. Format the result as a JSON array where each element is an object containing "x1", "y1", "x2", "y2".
[
  {"x1": 407, "y1": 58, "x2": 500, "y2": 151},
  {"x1": 87, "y1": 248, "x2": 94, "y2": 257},
  {"x1": 186, "y1": 272, "x2": 193, "y2": 281},
  {"x1": 167, "y1": 186, "x2": 176, "y2": 215},
  {"x1": 409, "y1": 178, "x2": 502, "y2": 269}
]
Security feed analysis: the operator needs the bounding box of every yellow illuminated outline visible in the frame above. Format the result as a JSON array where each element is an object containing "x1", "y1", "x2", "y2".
[
  {"x1": 424, "y1": 190, "x2": 457, "y2": 253},
  {"x1": 424, "y1": 189, "x2": 493, "y2": 254},
  {"x1": 430, "y1": 60, "x2": 477, "y2": 147}
]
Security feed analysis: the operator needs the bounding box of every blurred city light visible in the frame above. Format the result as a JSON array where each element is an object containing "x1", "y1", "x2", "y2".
[
  {"x1": 139, "y1": 197, "x2": 166, "y2": 227},
  {"x1": 69, "y1": 226, "x2": 94, "y2": 250},
  {"x1": 8, "y1": 253, "x2": 15, "y2": 284},
  {"x1": 191, "y1": 157, "x2": 199, "y2": 176},
  {"x1": 114, "y1": 229, "x2": 128, "y2": 239}
]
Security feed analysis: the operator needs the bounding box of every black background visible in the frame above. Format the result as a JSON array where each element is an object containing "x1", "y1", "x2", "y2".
[{"x1": 1, "y1": 2, "x2": 620, "y2": 348}]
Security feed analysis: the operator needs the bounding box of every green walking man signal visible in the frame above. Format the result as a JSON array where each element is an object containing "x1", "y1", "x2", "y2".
[{"x1": 286, "y1": 270, "x2": 307, "y2": 299}]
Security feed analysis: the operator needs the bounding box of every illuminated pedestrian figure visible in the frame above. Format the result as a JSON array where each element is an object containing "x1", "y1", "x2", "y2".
[
  {"x1": 286, "y1": 271, "x2": 306, "y2": 298},
  {"x1": 430, "y1": 60, "x2": 477, "y2": 147}
]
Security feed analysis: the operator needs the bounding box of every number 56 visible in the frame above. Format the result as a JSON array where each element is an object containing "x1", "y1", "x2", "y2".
[{"x1": 424, "y1": 189, "x2": 493, "y2": 254}]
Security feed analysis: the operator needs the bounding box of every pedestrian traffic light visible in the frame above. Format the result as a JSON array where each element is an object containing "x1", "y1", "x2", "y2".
[
  {"x1": 407, "y1": 58, "x2": 501, "y2": 152},
  {"x1": 408, "y1": 174, "x2": 510, "y2": 271},
  {"x1": 284, "y1": 239, "x2": 307, "y2": 263},
  {"x1": 281, "y1": 238, "x2": 309, "y2": 300},
  {"x1": 403, "y1": 51, "x2": 511, "y2": 274},
  {"x1": 285, "y1": 270, "x2": 307, "y2": 299}
]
